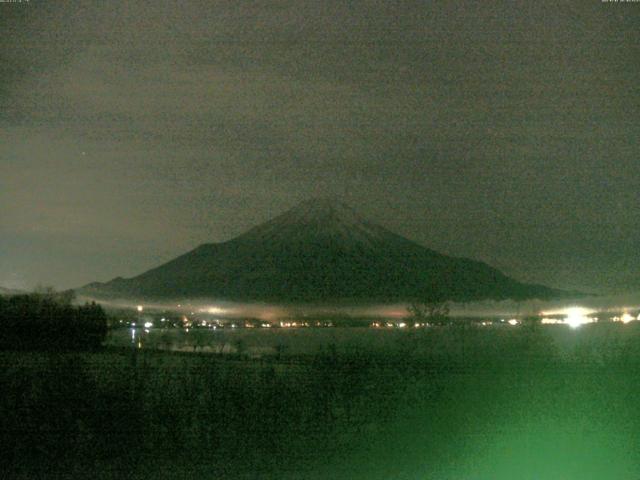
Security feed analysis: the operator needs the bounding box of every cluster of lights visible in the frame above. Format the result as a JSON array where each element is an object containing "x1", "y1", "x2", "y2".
[
  {"x1": 541, "y1": 318, "x2": 564, "y2": 325},
  {"x1": 371, "y1": 321, "x2": 429, "y2": 328},
  {"x1": 129, "y1": 303, "x2": 640, "y2": 336},
  {"x1": 539, "y1": 307, "x2": 640, "y2": 328},
  {"x1": 563, "y1": 307, "x2": 593, "y2": 328},
  {"x1": 271, "y1": 320, "x2": 334, "y2": 328},
  {"x1": 615, "y1": 312, "x2": 636, "y2": 324},
  {"x1": 537, "y1": 307, "x2": 595, "y2": 329},
  {"x1": 279, "y1": 321, "x2": 310, "y2": 328}
]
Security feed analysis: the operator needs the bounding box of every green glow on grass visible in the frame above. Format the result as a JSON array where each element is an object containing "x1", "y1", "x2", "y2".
[{"x1": 449, "y1": 427, "x2": 637, "y2": 480}]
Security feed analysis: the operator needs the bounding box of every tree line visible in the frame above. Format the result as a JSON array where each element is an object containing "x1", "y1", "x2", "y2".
[{"x1": 0, "y1": 288, "x2": 107, "y2": 351}]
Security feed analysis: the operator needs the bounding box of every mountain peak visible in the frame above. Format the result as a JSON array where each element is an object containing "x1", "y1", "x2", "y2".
[
  {"x1": 80, "y1": 198, "x2": 566, "y2": 303},
  {"x1": 280, "y1": 197, "x2": 363, "y2": 224},
  {"x1": 236, "y1": 198, "x2": 380, "y2": 246}
]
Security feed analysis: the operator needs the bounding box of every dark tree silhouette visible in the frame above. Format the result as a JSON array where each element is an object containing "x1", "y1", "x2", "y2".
[
  {"x1": 0, "y1": 289, "x2": 108, "y2": 351},
  {"x1": 407, "y1": 299, "x2": 450, "y2": 326}
]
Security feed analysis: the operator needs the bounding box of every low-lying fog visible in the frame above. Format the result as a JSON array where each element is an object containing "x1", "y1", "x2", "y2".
[{"x1": 78, "y1": 291, "x2": 640, "y2": 321}]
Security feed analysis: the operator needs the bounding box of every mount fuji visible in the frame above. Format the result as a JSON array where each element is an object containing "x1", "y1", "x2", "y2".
[{"x1": 80, "y1": 199, "x2": 563, "y2": 303}]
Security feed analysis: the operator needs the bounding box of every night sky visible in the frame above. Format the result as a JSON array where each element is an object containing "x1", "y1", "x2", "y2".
[{"x1": 1, "y1": 0, "x2": 639, "y2": 293}]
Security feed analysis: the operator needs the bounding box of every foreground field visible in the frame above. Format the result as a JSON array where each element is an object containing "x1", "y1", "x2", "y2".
[{"x1": 3, "y1": 324, "x2": 640, "y2": 479}]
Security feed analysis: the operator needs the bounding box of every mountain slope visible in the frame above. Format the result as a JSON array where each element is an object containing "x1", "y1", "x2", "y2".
[{"x1": 81, "y1": 199, "x2": 563, "y2": 302}]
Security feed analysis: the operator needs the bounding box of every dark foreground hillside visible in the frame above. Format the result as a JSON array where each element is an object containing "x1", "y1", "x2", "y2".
[{"x1": 3, "y1": 326, "x2": 640, "y2": 479}]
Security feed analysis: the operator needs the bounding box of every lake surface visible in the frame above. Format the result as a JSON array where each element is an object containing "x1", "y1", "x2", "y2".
[{"x1": 106, "y1": 322, "x2": 640, "y2": 362}]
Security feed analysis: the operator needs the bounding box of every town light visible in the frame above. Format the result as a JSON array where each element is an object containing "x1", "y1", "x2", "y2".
[
  {"x1": 564, "y1": 307, "x2": 591, "y2": 328},
  {"x1": 621, "y1": 313, "x2": 634, "y2": 324}
]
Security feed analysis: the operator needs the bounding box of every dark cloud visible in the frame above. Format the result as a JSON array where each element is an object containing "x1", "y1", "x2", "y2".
[{"x1": 1, "y1": 0, "x2": 639, "y2": 292}]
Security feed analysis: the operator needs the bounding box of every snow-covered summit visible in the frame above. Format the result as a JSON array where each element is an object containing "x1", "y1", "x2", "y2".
[{"x1": 237, "y1": 198, "x2": 391, "y2": 247}]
